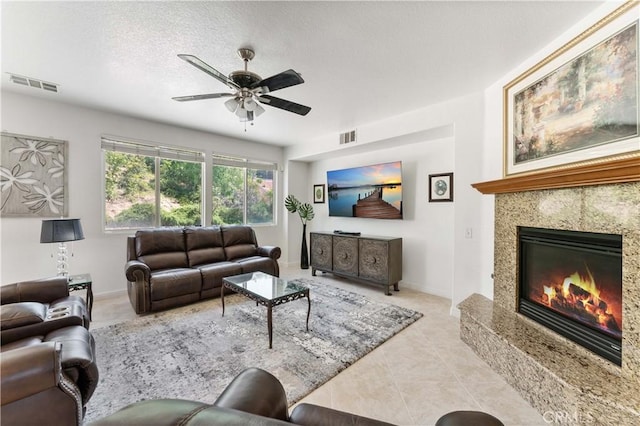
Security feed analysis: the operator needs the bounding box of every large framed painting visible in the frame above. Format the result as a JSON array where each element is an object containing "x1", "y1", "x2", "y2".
[
  {"x1": 504, "y1": 1, "x2": 639, "y2": 177},
  {"x1": 0, "y1": 132, "x2": 68, "y2": 217}
]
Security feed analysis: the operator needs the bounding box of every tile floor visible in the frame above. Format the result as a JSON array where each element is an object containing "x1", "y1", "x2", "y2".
[{"x1": 92, "y1": 265, "x2": 546, "y2": 426}]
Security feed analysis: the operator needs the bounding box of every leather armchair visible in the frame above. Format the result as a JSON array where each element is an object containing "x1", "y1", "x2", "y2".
[
  {"x1": 92, "y1": 367, "x2": 395, "y2": 425},
  {"x1": 91, "y1": 368, "x2": 504, "y2": 426},
  {"x1": 1, "y1": 341, "x2": 84, "y2": 426},
  {"x1": 1, "y1": 277, "x2": 98, "y2": 421},
  {"x1": 1, "y1": 277, "x2": 90, "y2": 344},
  {"x1": 1, "y1": 325, "x2": 99, "y2": 416}
]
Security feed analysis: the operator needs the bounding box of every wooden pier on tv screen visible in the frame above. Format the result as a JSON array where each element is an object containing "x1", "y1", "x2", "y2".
[{"x1": 352, "y1": 188, "x2": 402, "y2": 219}]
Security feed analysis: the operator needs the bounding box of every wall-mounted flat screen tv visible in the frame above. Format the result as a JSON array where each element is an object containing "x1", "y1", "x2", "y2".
[{"x1": 327, "y1": 161, "x2": 403, "y2": 219}]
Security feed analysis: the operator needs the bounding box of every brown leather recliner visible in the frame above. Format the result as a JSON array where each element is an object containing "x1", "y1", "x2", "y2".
[
  {"x1": 90, "y1": 368, "x2": 504, "y2": 426},
  {"x1": 1, "y1": 277, "x2": 99, "y2": 422},
  {"x1": 125, "y1": 225, "x2": 281, "y2": 314},
  {"x1": 1, "y1": 276, "x2": 90, "y2": 344},
  {"x1": 1, "y1": 341, "x2": 85, "y2": 426},
  {"x1": 90, "y1": 367, "x2": 394, "y2": 426}
]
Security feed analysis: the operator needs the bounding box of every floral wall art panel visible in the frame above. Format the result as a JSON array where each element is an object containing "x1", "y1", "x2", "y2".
[{"x1": 0, "y1": 132, "x2": 68, "y2": 217}]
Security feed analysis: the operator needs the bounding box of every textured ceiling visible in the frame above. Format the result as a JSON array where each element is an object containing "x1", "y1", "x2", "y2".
[{"x1": 1, "y1": 1, "x2": 606, "y2": 147}]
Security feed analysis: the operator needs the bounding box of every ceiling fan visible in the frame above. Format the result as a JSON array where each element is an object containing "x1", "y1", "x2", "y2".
[{"x1": 173, "y1": 48, "x2": 311, "y2": 123}]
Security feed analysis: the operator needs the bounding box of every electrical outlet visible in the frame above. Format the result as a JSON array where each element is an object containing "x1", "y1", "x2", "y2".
[{"x1": 465, "y1": 228, "x2": 473, "y2": 239}]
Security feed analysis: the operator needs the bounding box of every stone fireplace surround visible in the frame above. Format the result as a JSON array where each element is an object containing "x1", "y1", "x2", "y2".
[{"x1": 459, "y1": 177, "x2": 639, "y2": 424}]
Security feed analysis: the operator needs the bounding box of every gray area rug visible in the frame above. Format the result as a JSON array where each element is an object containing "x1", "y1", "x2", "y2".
[{"x1": 84, "y1": 278, "x2": 422, "y2": 423}]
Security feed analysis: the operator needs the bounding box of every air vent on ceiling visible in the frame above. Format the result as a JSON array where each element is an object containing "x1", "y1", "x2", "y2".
[
  {"x1": 8, "y1": 73, "x2": 58, "y2": 93},
  {"x1": 339, "y1": 129, "x2": 357, "y2": 145}
]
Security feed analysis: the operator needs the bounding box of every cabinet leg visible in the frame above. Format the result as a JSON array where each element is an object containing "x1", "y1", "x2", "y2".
[
  {"x1": 394, "y1": 283, "x2": 399, "y2": 292},
  {"x1": 312, "y1": 268, "x2": 316, "y2": 276}
]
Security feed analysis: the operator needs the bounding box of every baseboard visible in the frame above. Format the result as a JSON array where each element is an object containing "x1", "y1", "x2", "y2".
[{"x1": 94, "y1": 288, "x2": 127, "y2": 301}]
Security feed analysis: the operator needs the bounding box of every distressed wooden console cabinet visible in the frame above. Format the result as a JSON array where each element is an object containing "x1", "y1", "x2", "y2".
[{"x1": 310, "y1": 232, "x2": 402, "y2": 295}]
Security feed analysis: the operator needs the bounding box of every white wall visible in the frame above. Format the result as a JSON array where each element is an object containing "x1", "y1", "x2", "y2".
[
  {"x1": 283, "y1": 160, "x2": 309, "y2": 266},
  {"x1": 285, "y1": 91, "x2": 488, "y2": 309},
  {"x1": 0, "y1": 92, "x2": 285, "y2": 295},
  {"x1": 3, "y1": 1, "x2": 619, "y2": 308},
  {"x1": 308, "y1": 137, "x2": 455, "y2": 297},
  {"x1": 477, "y1": 0, "x2": 627, "y2": 302}
]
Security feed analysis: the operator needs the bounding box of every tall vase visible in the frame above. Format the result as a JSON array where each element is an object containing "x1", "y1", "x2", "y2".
[{"x1": 300, "y1": 223, "x2": 309, "y2": 269}]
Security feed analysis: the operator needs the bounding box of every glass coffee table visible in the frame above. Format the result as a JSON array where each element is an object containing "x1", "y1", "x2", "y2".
[{"x1": 221, "y1": 272, "x2": 310, "y2": 349}]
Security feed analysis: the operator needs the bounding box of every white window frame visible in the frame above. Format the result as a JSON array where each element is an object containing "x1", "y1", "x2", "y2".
[
  {"x1": 211, "y1": 154, "x2": 277, "y2": 226},
  {"x1": 101, "y1": 136, "x2": 205, "y2": 231}
]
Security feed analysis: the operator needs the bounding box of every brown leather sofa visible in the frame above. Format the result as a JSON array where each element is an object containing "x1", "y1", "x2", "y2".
[
  {"x1": 91, "y1": 367, "x2": 504, "y2": 426},
  {"x1": 1, "y1": 277, "x2": 99, "y2": 425},
  {"x1": 125, "y1": 225, "x2": 281, "y2": 314},
  {"x1": 1, "y1": 276, "x2": 90, "y2": 343}
]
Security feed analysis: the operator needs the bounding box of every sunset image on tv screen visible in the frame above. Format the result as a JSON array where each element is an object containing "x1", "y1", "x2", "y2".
[{"x1": 327, "y1": 161, "x2": 402, "y2": 219}]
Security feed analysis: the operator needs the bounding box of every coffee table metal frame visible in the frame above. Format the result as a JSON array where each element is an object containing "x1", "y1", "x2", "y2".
[{"x1": 221, "y1": 272, "x2": 310, "y2": 349}]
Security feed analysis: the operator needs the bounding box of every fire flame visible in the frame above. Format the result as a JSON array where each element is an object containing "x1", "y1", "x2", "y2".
[
  {"x1": 562, "y1": 268, "x2": 599, "y2": 300},
  {"x1": 540, "y1": 265, "x2": 620, "y2": 332},
  {"x1": 543, "y1": 285, "x2": 555, "y2": 301}
]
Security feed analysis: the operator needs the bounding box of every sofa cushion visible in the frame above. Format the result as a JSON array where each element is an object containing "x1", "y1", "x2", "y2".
[
  {"x1": 0, "y1": 336, "x2": 44, "y2": 352},
  {"x1": 185, "y1": 226, "x2": 226, "y2": 267},
  {"x1": 136, "y1": 228, "x2": 188, "y2": 270},
  {"x1": 198, "y1": 262, "x2": 243, "y2": 290},
  {"x1": 222, "y1": 226, "x2": 258, "y2": 260},
  {"x1": 225, "y1": 244, "x2": 258, "y2": 260},
  {"x1": 232, "y1": 256, "x2": 277, "y2": 276},
  {"x1": 1, "y1": 302, "x2": 46, "y2": 330},
  {"x1": 149, "y1": 268, "x2": 202, "y2": 301}
]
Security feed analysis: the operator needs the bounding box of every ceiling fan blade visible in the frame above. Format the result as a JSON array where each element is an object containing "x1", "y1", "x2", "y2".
[
  {"x1": 251, "y1": 69, "x2": 304, "y2": 92},
  {"x1": 258, "y1": 95, "x2": 311, "y2": 116},
  {"x1": 172, "y1": 93, "x2": 234, "y2": 102},
  {"x1": 177, "y1": 54, "x2": 240, "y2": 90}
]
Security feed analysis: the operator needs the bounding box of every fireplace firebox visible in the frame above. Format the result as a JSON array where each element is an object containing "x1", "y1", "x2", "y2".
[{"x1": 518, "y1": 227, "x2": 622, "y2": 365}]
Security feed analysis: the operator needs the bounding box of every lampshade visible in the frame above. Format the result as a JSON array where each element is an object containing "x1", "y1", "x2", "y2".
[
  {"x1": 235, "y1": 107, "x2": 249, "y2": 121},
  {"x1": 40, "y1": 219, "x2": 85, "y2": 243},
  {"x1": 243, "y1": 97, "x2": 257, "y2": 112},
  {"x1": 225, "y1": 97, "x2": 240, "y2": 113},
  {"x1": 253, "y1": 102, "x2": 265, "y2": 117}
]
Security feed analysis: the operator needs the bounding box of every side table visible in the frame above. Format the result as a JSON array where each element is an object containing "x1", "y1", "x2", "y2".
[{"x1": 68, "y1": 273, "x2": 93, "y2": 320}]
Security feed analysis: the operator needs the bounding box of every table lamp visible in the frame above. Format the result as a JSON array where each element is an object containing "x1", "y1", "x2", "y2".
[{"x1": 40, "y1": 218, "x2": 84, "y2": 277}]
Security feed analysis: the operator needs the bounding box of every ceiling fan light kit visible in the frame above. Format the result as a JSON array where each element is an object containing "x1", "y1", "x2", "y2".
[{"x1": 173, "y1": 48, "x2": 310, "y2": 125}]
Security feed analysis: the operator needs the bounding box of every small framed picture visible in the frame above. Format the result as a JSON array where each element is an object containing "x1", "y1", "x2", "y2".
[
  {"x1": 313, "y1": 184, "x2": 325, "y2": 203},
  {"x1": 428, "y1": 173, "x2": 453, "y2": 202}
]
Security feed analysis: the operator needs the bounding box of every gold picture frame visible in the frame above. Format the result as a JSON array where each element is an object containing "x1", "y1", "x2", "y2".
[{"x1": 503, "y1": 1, "x2": 639, "y2": 177}]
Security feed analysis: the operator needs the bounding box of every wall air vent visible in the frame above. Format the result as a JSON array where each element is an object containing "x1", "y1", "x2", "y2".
[
  {"x1": 8, "y1": 73, "x2": 58, "y2": 93},
  {"x1": 339, "y1": 129, "x2": 357, "y2": 145}
]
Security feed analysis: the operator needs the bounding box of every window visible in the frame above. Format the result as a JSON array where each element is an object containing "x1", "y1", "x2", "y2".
[
  {"x1": 102, "y1": 138, "x2": 204, "y2": 230},
  {"x1": 212, "y1": 155, "x2": 275, "y2": 226}
]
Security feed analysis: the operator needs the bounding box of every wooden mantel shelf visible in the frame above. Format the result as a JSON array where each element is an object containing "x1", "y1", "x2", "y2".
[{"x1": 472, "y1": 156, "x2": 640, "y2": 194}]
